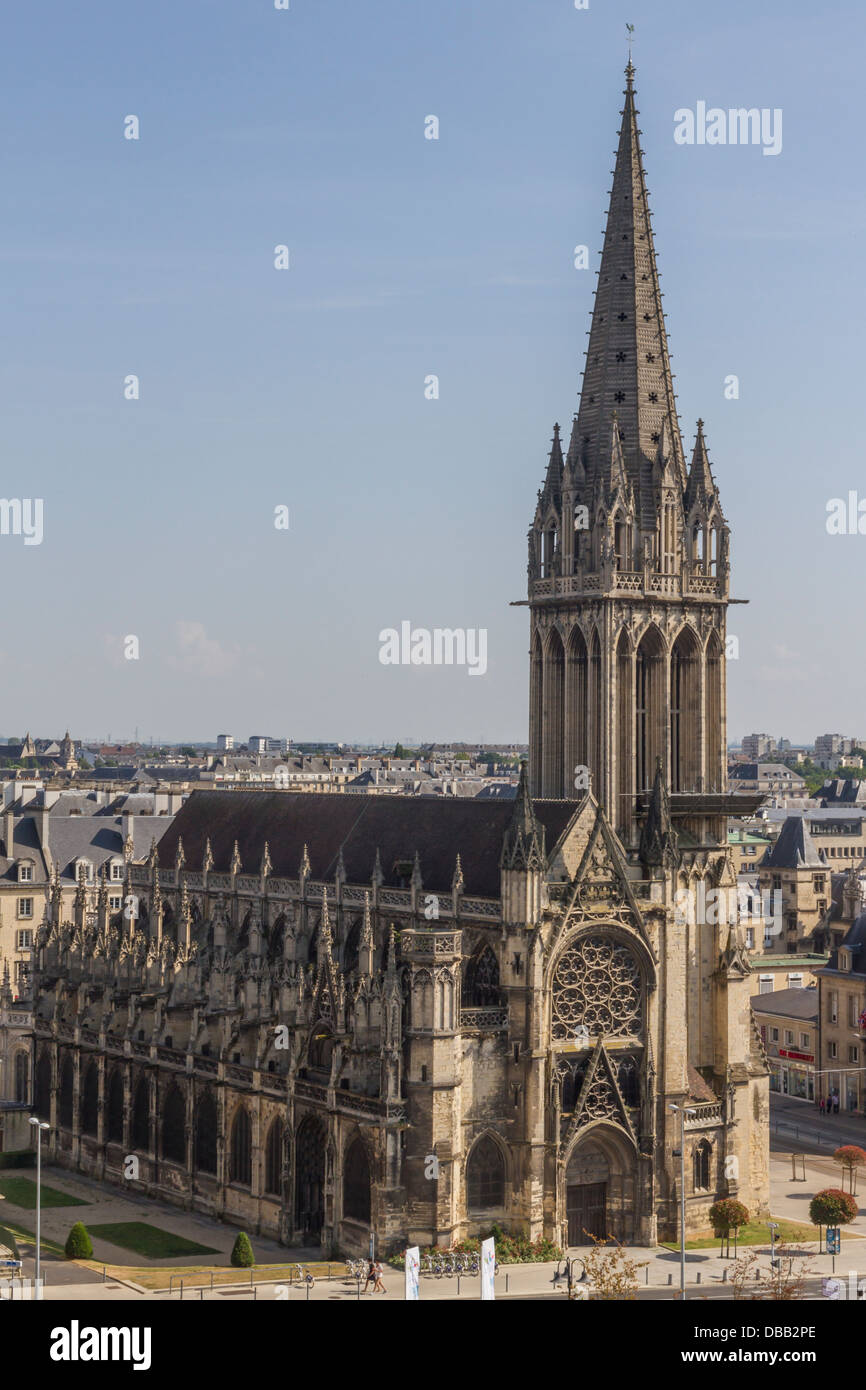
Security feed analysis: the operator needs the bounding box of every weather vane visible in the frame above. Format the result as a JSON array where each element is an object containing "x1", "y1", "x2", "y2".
[{"x1": 626, "y1": 22, "x2": 635, "y2": 62}]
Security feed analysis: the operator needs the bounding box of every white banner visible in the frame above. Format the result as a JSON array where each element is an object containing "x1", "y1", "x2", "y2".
[
  {"x1": 480, "y1": 1236, "x2": 495, "y2": 1301},
  {"x1": 405, "y1": 1246, "x2": 420, "y2": 1301}
]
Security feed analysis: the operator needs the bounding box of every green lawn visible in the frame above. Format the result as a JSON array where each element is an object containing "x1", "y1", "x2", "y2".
[
  {"x1": 88, "y1": 1222, "x2": 219, "y2": 1259},
  {"x1": 660, "y1": 1217, "x2": 853, "y2": 1252},
  {"x1": 0, "y1": 1177, "x2": 87, "y2": 1210}
]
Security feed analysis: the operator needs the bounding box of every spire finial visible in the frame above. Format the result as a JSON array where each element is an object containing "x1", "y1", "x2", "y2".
[{"x1": 626, "y1": 23, "x2": 635, "y2": 72}]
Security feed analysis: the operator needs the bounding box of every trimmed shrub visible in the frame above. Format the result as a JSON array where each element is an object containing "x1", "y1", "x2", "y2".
[
  {"x1": 708, "y1": 1199, "x2": 750, "y2": 1235},
  {"x1": 230, "y1": 1231, "x2": 255, "y2": 1268},
  {"x1": 809, "y1": 1189, "x2": 858, "y2": 1227},
  {"x1": 65, "y1": 1221, "x2": 94, "y2": 1260}
]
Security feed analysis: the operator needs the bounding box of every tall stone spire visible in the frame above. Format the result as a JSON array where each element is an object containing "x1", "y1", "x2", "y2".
[
  {"x1": 570, "y1": 63, "x2": 686, "y2": 510},
  {"x1": 684, "y1": 419, "x2": 720, "y2": 514},
  {"x1": 502, "y1": 762, "x2": 544, "y2": 870}
]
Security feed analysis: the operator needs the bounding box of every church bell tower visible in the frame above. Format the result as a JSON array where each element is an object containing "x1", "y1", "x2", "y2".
[{"x1": 527, "y1": 64, "x2": 729, "y2": 845}]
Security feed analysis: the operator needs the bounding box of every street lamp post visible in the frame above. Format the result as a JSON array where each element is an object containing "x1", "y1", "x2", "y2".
[
  {"x1": 28, "y1": 1117, "x2": 49, "y2": 1298},
  {"x1": 670, "y1": 1103, "x2": 696, "y2": 1300}
]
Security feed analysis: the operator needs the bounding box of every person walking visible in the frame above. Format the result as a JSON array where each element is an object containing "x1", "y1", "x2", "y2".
[
  {"x1": 819, "y1": 1096, "x2": 825, "y2": 1115},
  {"x1": 373, "y1": 1260, "x2": 386, "y2": 1295},
  {"x1": 363, "y1": 1258, "x2": 376, "y2": 1295}
]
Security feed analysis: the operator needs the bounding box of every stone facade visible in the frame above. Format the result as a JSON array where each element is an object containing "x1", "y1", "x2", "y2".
[{"x1": 28, "y1": 63, "x2": 770, "y2": 1252}]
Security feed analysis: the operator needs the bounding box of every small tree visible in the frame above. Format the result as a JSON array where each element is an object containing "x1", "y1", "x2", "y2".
[
  {"x1": 581, "y1": 1236, "x2": 647, "y2": 1300},
  {"x1": 230, "y1": 1231, "x2": 255, "y2": 1268},
  {"x1": 731, "y1": 1242, "x2": 812, "y2": 1301},
  {"x1": 708, "y1": 1199, "x2": 750, "y2": 1258},
  {"x1": 833, "y1": 1146, "x2": 866, "y2": 1195},
  {"x1": 65, "y1": 1222, "x2": 94, "y2": 1260},
  {"x1": 810, "y1": 1188, "x2": 858, "y2": 1249}
]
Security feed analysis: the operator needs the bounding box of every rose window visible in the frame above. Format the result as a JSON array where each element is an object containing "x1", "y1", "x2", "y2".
[{"x1": 552, "y1": 934, "x2": 642, "y2": 1042}]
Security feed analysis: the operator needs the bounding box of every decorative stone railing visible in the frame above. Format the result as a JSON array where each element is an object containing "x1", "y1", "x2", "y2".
[
  {"x1": 684, "y1": 1101, "x2": 724, "y2": 1127},
  {"x1": 460, "y1": 1007, "x2": 509, "y2": 1031},
  {"x1": 225, "y1": 1064, "x2": 252, "y2": 1087}
]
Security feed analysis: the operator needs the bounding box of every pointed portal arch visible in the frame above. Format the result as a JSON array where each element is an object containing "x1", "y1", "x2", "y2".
[
  {"x1": 295, "y1": 1115, "x2": 326, "y2": 1242},
  {"x1": 343, "y1": 1136, "x2": 372, "y2": 1224}
]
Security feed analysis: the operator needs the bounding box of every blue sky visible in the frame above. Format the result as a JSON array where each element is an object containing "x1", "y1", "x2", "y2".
[{"x1": 1, "y1": 0, "x2": 863, "y2": 745}]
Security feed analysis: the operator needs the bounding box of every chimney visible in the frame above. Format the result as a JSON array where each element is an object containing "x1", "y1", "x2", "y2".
[
  {"x1": 122, "y1": 811, "x2": 135, "y2": 849},
  {"x1": 4, "y1": 808, "x2": 14, "y2": 861}
]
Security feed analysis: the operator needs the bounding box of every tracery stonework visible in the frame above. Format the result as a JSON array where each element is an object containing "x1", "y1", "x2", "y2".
[
  {"x1": 29, "y1": 62, "x2": 769, "y2": 1255},
  {"x1": 551, "y1": 935, "x2": 641, "y2": 1041}
]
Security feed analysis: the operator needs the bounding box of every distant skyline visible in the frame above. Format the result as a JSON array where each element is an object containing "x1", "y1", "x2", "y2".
[{"x1": 3, "y1": 0, "x2": 863, "y2": 741}]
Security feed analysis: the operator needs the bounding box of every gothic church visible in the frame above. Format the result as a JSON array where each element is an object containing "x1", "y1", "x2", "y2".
[{"x1": 31, "y1": 66, "x2": 769, "y2": 1252}]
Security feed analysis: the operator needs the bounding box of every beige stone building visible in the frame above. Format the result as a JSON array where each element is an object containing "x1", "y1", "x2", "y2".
[{"x1": 29, "y1": 63, "x2": 769, "y2": 1251}]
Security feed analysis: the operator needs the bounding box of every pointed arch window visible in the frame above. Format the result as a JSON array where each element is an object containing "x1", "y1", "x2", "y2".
[
  {"x1": 59, "y1": 1056, "x2": 74, "y2": 1129},
  {"x1": 462, "y1": 944, "x2": 502, "y2": 1008},
  {"x1": 617, "y1": 1057, "x2": 639, "y2": 1107},
  {"x1": 162, "y1": 1085, "x2": 187, "y2": 1165},
  {"x1": 131, "y1": 1076, "x2": 150, "y2": 1151},
  {"x1": 35, "y1": 1052, "x2": 52, "y2": 1121},
  {"x1": 195, "y1": 1092, "x2": 218, "y2": 1175},
  {"x1": 693, "y1": 1139, "x2": 712, "y2": 1192},
  {"x1": 14, "y1": 1050, "x2": 29, "y2": 1103},
  {"x1": 466, "y1": 1135, "x2": 506, "y2": 1211},
  {"x1": 107, "y1": 1069, "x2": 124, "y2": 1143},
  {"x1": 81, "y1": 1061, "x2": 99, "y2": 1137},
  {"x1": 265, "y1": 1117, "x2": 284, "y2": 1196},
  {"x1": 230, "y1": 1106, "x2": 252, "y2": 1186}
]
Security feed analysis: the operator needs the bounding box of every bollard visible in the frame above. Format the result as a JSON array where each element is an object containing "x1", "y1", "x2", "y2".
[
  {"x1": 668, "y1": 1273, "x2": 672, "y2": 1285},
  {"x1": 102, "y1": 1265, "x2": 106, "y2": 1283},
  {"x1": 180, "y1": 1281, "x2": 184, "y2": 1301},
  {"x1": 457, "y1": 1275, "x2": 461, "y2": 1296},
  {"x1": 200, "y1": 1288, "x2": 204, "y2": 1300},
  {"x1": 723, "y1": 1268, "x2": 728, "y2": 1283},
  {"x1": 251, "y1": 1269, "x2": 254, "y2": 1287},
  {"x1": 645, "y1": 1266, "x2": 649, "y2": 1284},
  {"x1": 505, "y1": 1273, "x2": 509, "y2": 1294},
  {"x1": 254, "y1": 1286, "x2": 257, "y2": 1301},
  {"x1": 211, "y1": 1272, "x2": 214, "y2": 1291},
  {"x1": 696, "y1": 1272, "x2": 701, "y2": 1285}
]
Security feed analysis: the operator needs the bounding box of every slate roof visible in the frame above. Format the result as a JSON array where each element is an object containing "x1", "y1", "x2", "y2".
[
  {"x1": 826, "y1": 910, "x2": 866, "y2": 974},
  {"x1": 816, "y1": 778, "x2": 866, "y2": 807},
  {"x1": 750, "y1": 987, "x2": 818, "y2": 1022},
  {"x1": 760, "y1": 816, "x2": 825, "y2": 869},
  {"x1": 47, "y1": 815, "x2": 171, "y2": 882},
  {"x1": 157, "y1": 790, "x2": 581, "y2": 898}
]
